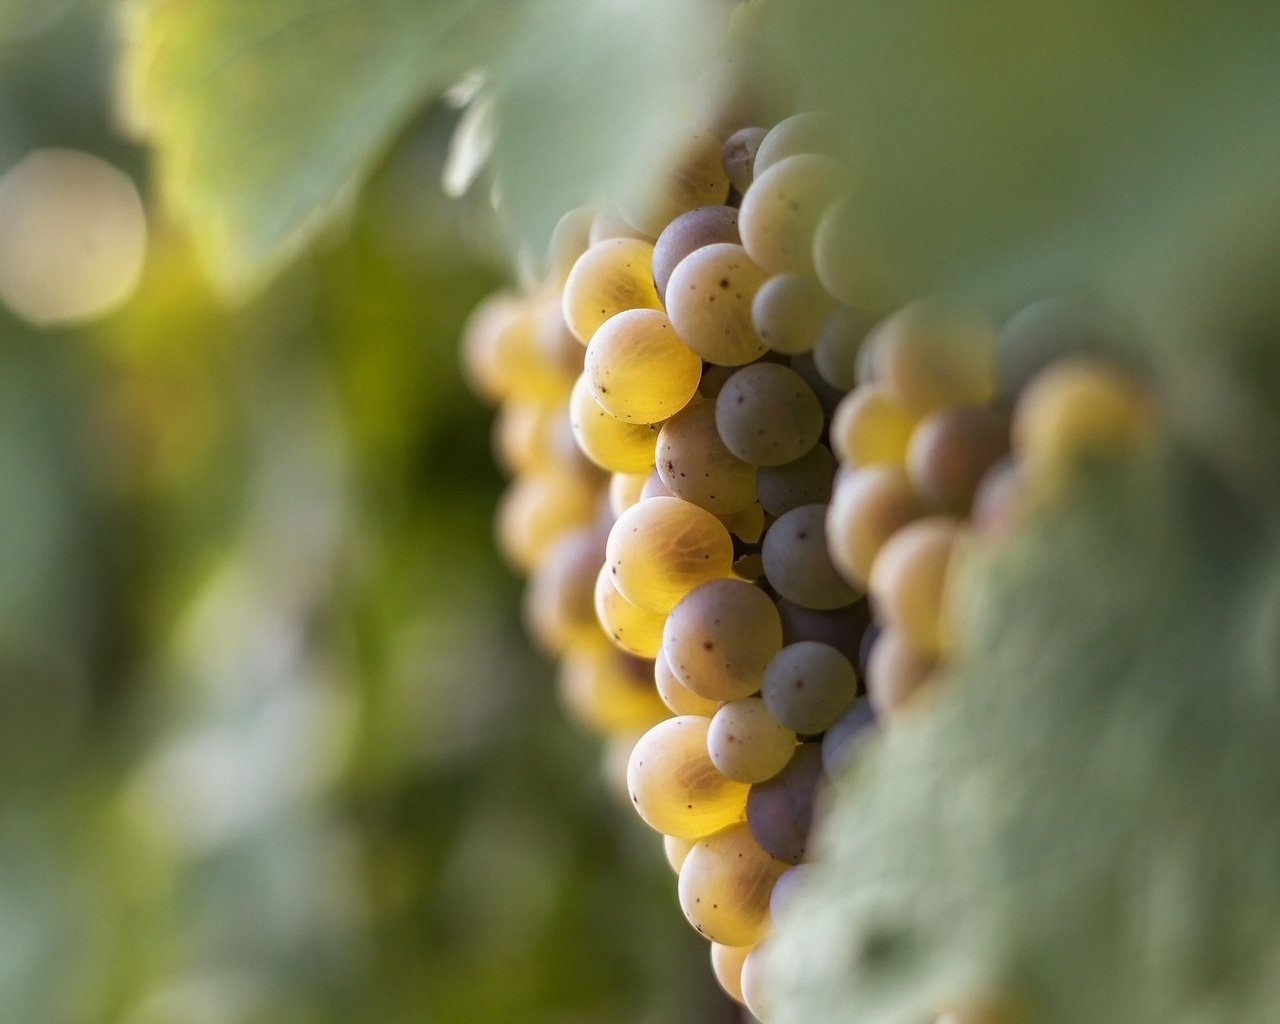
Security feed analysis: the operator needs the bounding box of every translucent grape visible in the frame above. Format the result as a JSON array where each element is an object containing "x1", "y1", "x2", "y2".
[
  {"x1": 665, "y1": 834, "x2": 696, "y2": 874},
  {"x1": 776, "y1": 596, "x2": 872, "y2": 670},
  {"x1": 820, "y1": 698, "x2": 877, "y2": 779},
  {"x1": 607, "y1": 471, "x2": 648, "y2": 517},
  {"x1": 557, "y1": 639, "x2": 667, "y2": 735},
  {"x1": 745, "y1": 743, "x2": 824, "y2": 863},
  {"x1": 829, "y1": 385, "x2": 917, "y2": 467},
  {"x1": 617, "y1": 130, "x2": 730, "y2": 238},
  {"x1": 753, "y1": 111, "x2": 846, "y2": 176},
  {"x1": 656, "y1": 400, "x2": 758, "y2": 514},
  {"x1": 755, "y1": 443, "x2": 836, "y2": 517},
  {"x1": 655, "y1": 647, "x2": 721, "y2": 717},
  {"x1": 677, "y1": 821, "x2": 786, "y2": 944},
  {"x1": 738, "y1": 153, "x2": 847, "y2": 275},
  {"x1": 762, "y1": 641, "x2": 858, "y2": 735},
  {"x1": 523, "y1": 527, "x2": 606, "y2": 654},
  {"x1": 715, "y1": 363, "x2": 823, "y2": 467},
  {"x1": 626, "y1": 716, "x2": 749, "y2": 838},
  {"x1": 722, "y1": 125, "x2": 768, "y2": 193},
  {"x1": 562, "y1": 237, "x2": 662, "y2": 344},
  {"x1": 594, "y1": 563, "x2": 667, "y2": 658},
  {"x1": 868, "y1": 301, "x2": 999, "y2": 416},
  {"x1": 651, "y1": 205, "x2": 740, "y2": 301},
  {"x1": 585, "y1": 308, "x2": 702, "y2": 423},
  {"x1": 751, "y1": 272, "x2": 833, "y2": 355},
  {"x1": 707, "y1": 698, "x2": 796, "y2": 783},
  {"x1": 826, "y1": 465, "x2": 926, "y2": 587},
  {"x1": 491, "y1": 400, "x2": 561, "y2": 477},
  {"x1": 717, "y1": 502, "x2": 766, "y2": 544},
  {"x1": 739, "y1": 942, "x2": 774, "y2": 1022},
  {"x1": 606, "y1": 496, "x2": 734, "y2": 612},
  {"x1": 665, "y1": 242, "x2": 769, "y2": 366},
  {"x1": 866, "y1": 627, "x2": 937, "y2": 718},
  {"x1": 640, "y1": 467, "x2": 676, "y2": 501},
  {"x1": 533, "y1": 297, "x2": 588, "y2": 378},
  {"x1": 868, "y1": 516, "x2": 961, "y2": 655},
  {"x1": 907, "y1": 406, "x2": 1010, "y2": 515},
  {"x1": 762, "y1": 504, "x2": 859, "y2": 610},
  {"x1": 588, "y1": 202, "x2": 653, "y2": 246},
  {"x1": 461, "y1": 292, "x2": 574, "y2": 403},
  {"x1": 710, "y1": 942, "x2": 751, "y2": 1005},
  {"x1": 813, "y1": 305, "x2": 876, "y2": 391},
  {"x1": 569, "y1": 373, "x2": 659, "y2": 474},
  {"x1": 601, "y1": 730, "x2": 644, "y2": 806},
  {"x1": 663, "y1": 578, "x2": 783, "y2": 701},
  {"x1": 496, "y1": 470, "x2": 599, "y2": 572}
]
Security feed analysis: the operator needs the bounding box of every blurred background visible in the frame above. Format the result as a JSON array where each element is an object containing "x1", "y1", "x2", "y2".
[{"x1": 0, "y1": 4, "x2": 730, "y2": 1022}]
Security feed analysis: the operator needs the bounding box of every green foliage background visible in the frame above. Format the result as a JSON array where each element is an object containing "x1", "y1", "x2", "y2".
[{"x1": 5, "y1": 1, "x2": 1280, "y2": 1022}]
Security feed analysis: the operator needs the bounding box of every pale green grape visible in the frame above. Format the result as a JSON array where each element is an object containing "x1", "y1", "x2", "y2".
[
  {"x1": 715, "y1": 363, "x2": 823, "y2": 466},
  {"x1": 761, "y1": 641, "x2": 858, "y2": 735},
  {"x1": 762, "y1": 504, "x2": 859, "y2": 610},
  {"x1": 707, "y1": 698, "x2": 796, "y2": 783},
  {"x1": 665, "y1": 242, "x2": 769, "y2": 366},
  {"x1": 751, "y1": 272, "x2": 833, "y2": 355},
  {"x1": 829, "y1": 385, "x2": 917, "y2": 467},
  {"x1": 868, "y1": 516, "x2": 961, "y2": 655},
  {"x1": 585, "y1": 308, "x2": 702, "y2": 423},
  {"x1": 606, "y1": 496, "x2": 734, "y2": 612},
  {"x1": 617, "y1": 130, "x2": 730, "y2": 237},
  {"x1": 657, "y1": 400, "x2": 758, "y2": 514},
  {"x1": 906, "y1": 406, "x2": 1010, "y2": 515},
  {"x1": 825, "y1": 465, "x2": 925, "y2": 587},
  {"x1": 569, "y1": 373, "x2": 659, "y2": 474},
  {"x1": 626, "y1": 716, "x2": 749, "y2": 838},
  {"x1": 677, "y1": 821, "x2": 787, "y2": 944},
  {"x1": 655, "y1": 647, "x2": 721, "y2": 717},
  {"x1": 663, "y1": 578, "x2": 783, "y2": 701},
  {"x1": 594, "y1": 563, "x2": 667, "y2": 658},
  {"x1": 755, "y1": 444, "x2": 836, "y2": 518},
  {"x1": 651, "y1": 205, "x2": 740, "y2": 301},
  {"x1": 868, "y1": 301, "x2": 999, "y2": 416},
  {"x1": 557, "y1": 638, "x2": 667, "y2": 735},
  {"x1": 562, "y1": 237, "x2": 662, "y2": 344},
  {"x1": 738, "y1": 153, "x2": 847, "y2": 275},
  {"x1": 722, "y1": 125, "x2": 768, "y2": 193}
]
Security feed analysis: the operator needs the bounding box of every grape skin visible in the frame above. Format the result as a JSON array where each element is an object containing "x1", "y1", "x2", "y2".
[
  {"x1": 495, "y1": 469, "x2": 599, "y2": 572},
  {"x1": 866, "y1": 627, "x2": 937, "y2": 719},
  {"x1": 562, "y1": 237, "x2": 663, "y2": 344},
  {"x1": 820, "y1": 698, "x2": 878, "y2": 779},
  {"x1": 652, "y1": 205, "x2": 741, "y2": 301},
  {"x1": 707, "y1": 698, "x2": 796, "y2": 784},
  {"x1": 906, "y1": 405, "x2": 1010, "y2": 515},
  {"x1": 775, "y1": 596, "x2": 871, "y2": 671},
  {"x1": 710, "y1": 941, "x2": 752, "y2": 1005},
  {"x1": 761, "y1": 641, "x2": 858, "y2": 735},
  {"x1": 812, "y1": 305, "x2": 876, "y2": 391},
  {"x1": 523, "y1": 526, "x2": 606, "y2": 654},
  {"x1": 585, "y1": 308, "x2": 702, "y2": 424},
  {"x1": 594, "y1": 563, "x2": 667, "y2": 658},
  {"x1": 655, "y1": 647, "x2": 721, "y2": 717},
  {"x1": 753, "y1": 111, "x2": 846, "y2": 176},
  {"x1": 868, "y1": 301, "x2": 999, "y2": 416},
  {"x1": 665, "y1": 242, "x2": 769, "y2": 366},
  {"x1": 663, "y1": 578, "x2": 783, "y2": 701},
  {"x1": 830, "y1": 385, "x2": 917, "y2": 468},
  {"x1": 569, "y1": 373, "x2": 660, "y2": 474},
  {"x1": 762, "y1": 503, "x2": 860, "y2": 610},
  {"x1": 626, "y1": 716, "x2": 749, "y2": 838},
  {"x1": 715, "y1": 362, "x2": 824, "y2": 467},
  {"x1": 677, "y1": 821, "x2": 787, "y2": 945},
  {"x1": 606, "y1": 496, "x2": 735, "y2": 613},
  {"x1": 867, "y1": 516, "x2": 961, "y2": 655},
  {"x1": 826, "y1": 465, "x2": 926, "y2": 587},
  {"x1": 616, "y1": 130, "x2": 730, "y2": 238},
  {"x1": 557, "y1": 639, "x2": 668, "y2": 734},
  {"x1": 738, "y1": 153, "x2": 847, "y2": 276},
  {"x1": 656, "y1": 400, "x2": 759, "y2": 514},
  {"x1": 751, "y1": 272, "x2": 834, "y2": 355}
]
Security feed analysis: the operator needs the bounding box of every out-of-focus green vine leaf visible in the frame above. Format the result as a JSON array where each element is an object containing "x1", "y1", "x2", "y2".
[
  {"x1": 770, "y1": 449, "x2": 1280, "y2": 1024},
  {"x1": 118, "y1": 0, "x2": 725, "y2": 296}
]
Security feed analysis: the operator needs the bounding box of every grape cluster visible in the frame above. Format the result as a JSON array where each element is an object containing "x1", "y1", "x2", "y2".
[{"x1": 462, "y1": 107, "x2": 1154, "y2": 1022}]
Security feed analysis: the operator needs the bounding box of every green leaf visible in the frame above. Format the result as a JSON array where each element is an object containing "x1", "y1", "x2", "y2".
[
  {"x1": 119, "y1": 0, "x2": 511, "y2": 295},
  {"x1": 769, "y1": 449, "x2": 1280, "y2": 1023}
]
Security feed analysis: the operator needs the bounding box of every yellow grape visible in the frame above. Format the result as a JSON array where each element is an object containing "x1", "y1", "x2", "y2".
[
  {"x1": 866, "y1": 627, "x2": 938, "y2": 719},
  {"x1": 826, "y1": 465, "x2": 926, "y2": 588},
  {"x1": 626, "y1": 716, "x2": 749, "y2": 838},
  {"x1": 495, "y1": 469, "x2": 600, "y2": 572},
  {"x1": 585, "y1": 309, "x2": 702, "y2": 424},
  {"x1": 665, "y1": 834, "x2": 697, "y2": 874},
  {"x1": 606, "y1": 496, "x2": 734, "y2": 613},
  {"x1": 562, "y1": 237, "x2": 662, "y2": 344},
  {"x1": 594, "y1": 563, "x2": 666, "y2": 658},
  {"x1": 607, "y1": 471, "x2": 649, "y2": 518},
  {"x1": 461, "y1": 292, "x2": 574, "y2": 403},
  {"x1": 655, "y1": 648, "x2": 721, "y2": 717},
  {"x1": 710, "y1": 942, "x2": 752, "y2": 1005},
  {"x1": 569, "y1": 373, "x2": 660, "y2": 474},
  {"x1": 868, "y1": 516, "x2": 961, "y2": 655},
  {"x1": 868, "y1": 301, "x2": 998, "y2": 416},
  {"x1": 557, "y1": 638, "x2": 668, "y2": 735},
  {"x1": 829, "y1": 385, "x2": 917, "y2": 467},
  {"x1": 677, "y1": 822, "x2": 787, "y2": 945},
  {"x1": 717, "y1": 501, "x2": 766, "y2": 544}
]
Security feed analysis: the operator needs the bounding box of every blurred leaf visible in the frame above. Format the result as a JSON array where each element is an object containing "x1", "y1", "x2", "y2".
[{"x1": 770, "y1": 449, "x2": 1280, "y2": 1023}]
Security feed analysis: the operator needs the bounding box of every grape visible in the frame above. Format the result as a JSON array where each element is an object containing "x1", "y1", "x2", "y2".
[
  {"x1": 601, "y1": 730, "x2": 644, "y2": 806},
  {"x1": 775, "y1": 596, "x2": 872, "y2": 670},
  {"x1": 665, "y1": 834, "x2": 696, "y2": 874},
  {"x1": 788, "y1": 349, "x2": 847, "y2": 419},
  {"x1": 721, "y1": 125, "x2": 768, "y2": 193},
  {"x1": 1011, "y1": 356, "x2": 1152, "y2": 483},
  {"x1": 626, "y1": 716, "x2": 749, "y2": 838},
  {"x1": 756, "y1": 443, "x2": 836, "y2": 517},
  {"x1": 746, "y1": 742, "x2": 824, "y2": 863},
  {"x1": 547, "y1": 205, "x2": 596, "y2": 282},
  {"x1": 617, "y1": 130, "x2": 730, "y2": 237},
  {"x1": 753, "y1": 111, "x2": 845, "y2": 176},
  {"x1": 709, "y1": 942, "x2": 751, "y2": 1005},
  {"x1": 461, "y1": 292, "x2": 574, "y2": 403},
  {"x1": 639, "y1": 467, "x2": 676, "y2": 501},
  {"x1": 829, "y1": 385, "x2": 917, "y2": 467},
  {"x1": 697, "y1": 363, "x2": 737, "y2": 400},
  {"x1": 496, "y1": 469, "x2": 599, "y2": 572},
  {"x1": 751, "y1": 272, "x2": 834, "y2": 355},
  {"x1": 739, "y1": 942, "x2": 773, "y2": 1022},
  {"x1": 812, "y1": 196, "x2": 899, "y2": 311},
  {"x1": 654, "y1": 647, "x2": 720, "y2": 717},
  {"x1": 826, "y1": 465, "x2": 926, "y2": 587},
  {"x1": 768, "y1": 862, "x2": 817, "y2": 922},
  {"x1": 738, "y1": 153, "x2": 847, "y2": 275},
  {"x1": 762, "y1": 642, "x2": 858, "y2": 736},
  {"x1": 868, "y1": 301, "x2": 999, "y2": 416},
  {"x1": 569, "y1": 373, "x2": 659, "y2": 474},
  {"x1": 656, "y1": 400, "x2": 758, "y2": 514},
  {"x1": 663, "y1": 578, "x2": 783, "y2": 701},
  {"x1": 557, "y1": 640, "x2": 667, "y2": 734},
  {"x1": 866, "y1": 627, "x2": 937, "y2": 718},
  {"x1": 594, "y1": 563, "x2": 667, "y2": 658},
  {"x1": 606, "y1": 496, "x2": 734, "y2": 612},
  {"x1": 708, "y1": 698, "x2": 796, "y2": 783},
  {"x1": 588, "y1": 202, "x2": 653, "y2": 245},
  {"x1": 762, "y1": 504, "x2": 860, "y2": 610},
  {"x1": 715, "y1": 363, "x2": 824, "y2": 466},
  {"x1": 585, "y1": 309, "x2": 702, "y2": 423},
  {"x1": 651, "y1": 205, "x2": 741, "y2": 301},
  {"x1": 971, "y1": 456, "x2": 1025, "y2": 537},
  {"x1": 907, "y1": 405, "x2": 1010, "y2": 515},
  {"x1": 812, "y1": 306, "x2": 874, "y2": 390},
  {"x1": 533, "y1": 298, "x2": 588, "y2": 378},
  {"x1": 868, "y1": 516, "x2": 961, "y2": 655},
  {"x1": 665, "y1": 242, "x2": 769, "y2": 366},
  {"x1": 677, "y1": 821, "x2": 787, "y2": 944},
  {"x1": 562, "y1": 237, "x2": 662, "y2": 344},
  {"x1": 996, "y1": 297, "x2": 1123, "y2": 399},
  {"x1": 717, "y1": 501, "x2": 766, "y2": 544},
  {"x1": 820, "y1": 698, "x2": 877, "y2": 779},
  {"x1": 524, "y1": 527, "x2": 606, "y2": 654},
  {"x1": 607, "y1": 471, "x2": 648, "y2": 517},
  {"x1": 491, "y1": 399, "x2": 560, "y2": 477}
]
